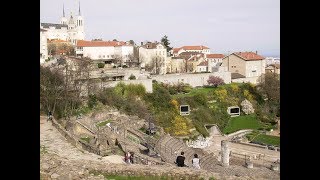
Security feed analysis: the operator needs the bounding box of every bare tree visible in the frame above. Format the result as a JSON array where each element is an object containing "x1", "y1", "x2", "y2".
[
  {"x1": 114, "y1": 55, "x2": 123, "y2": 67},
  {"x1": 40, "y1": 65, "x2": 65, "y2": 115}
]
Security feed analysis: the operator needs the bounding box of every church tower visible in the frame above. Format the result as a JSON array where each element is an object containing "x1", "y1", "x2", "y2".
[
  {"x1": 75, "y1": 1, "x2": 85, "y2": 41},
  {"x1": 60, "y1": 4, "x2": 68, "y2": 25}
]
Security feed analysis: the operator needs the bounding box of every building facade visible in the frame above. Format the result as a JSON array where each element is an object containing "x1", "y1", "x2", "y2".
[
  {"x1": 40, "y1": 28, "x2": 48, "y2": 63},
  {"x1": 40, "y1": 3, "x2": 85, "y2": 45},
  {"x1": 222, "y1": 52, "x2": 266, "y2": 78},
  {"x1": 139, "y1": 42, "x2": 167, "y2": 74},
  {"x1": 76, "y1": 40, "x2": 134, "y2": 65},
  {"x1": 171, "y1": 45, "x2": 211, "y2": 57}
]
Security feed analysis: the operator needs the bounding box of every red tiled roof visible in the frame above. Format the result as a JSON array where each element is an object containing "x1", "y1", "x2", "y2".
[
  {"x1": 172, "y1": 48, "x2": 181, "y2": 53},
  {"x1": 234, "y1": 52, "x2": 264, "y2": 61},
  {"x1": 197, "y1": 61, "x2": 208, "y2": 66},
  {"x1": 77, "y1": 40, "x2": 126, "y2": 47},
  {"x1": 206, "y1": 54, "x2": 225, "y2": 58},
  {"x1": 181, "y1": 45, "x2": 210, "y2": 50}
]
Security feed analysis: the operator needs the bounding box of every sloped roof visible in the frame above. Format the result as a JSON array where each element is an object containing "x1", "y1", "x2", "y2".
[
  {"x1": 77, "y1": 40, "x2": 127, "y2": 47},
  {"x1": 206, "y1": 54, "x2": 225, "y2": 58},
  {"x1": 197, "y1": 61, "x2": 208, "y2": 66},
  {"x1": 182, "y1": 45, "x2": 209, "y2": 50},
  {"x1": 234, "y1": 52, "x2": 264, "y2": 61}
]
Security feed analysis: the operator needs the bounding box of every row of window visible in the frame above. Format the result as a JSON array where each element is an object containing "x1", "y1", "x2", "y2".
[
  {"x1": 97, "y1": 54, "x2": 131, "y2": 59},
  {"x1": 98, "y1": 55, "x2": 114, "y2": 58},
  {"x1": 155, "y1": 51, "x2": 165, "y2": 56},
  {"x1": 231, "y1": 66, "x2": 237, "y2": 68}
]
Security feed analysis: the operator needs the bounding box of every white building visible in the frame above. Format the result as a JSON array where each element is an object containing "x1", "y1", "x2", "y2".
[
  {"x1": 171, "y1": 45, "x2": 211, "y2": 57},
  {"x1": 40, "y1": 28, "x2": 48, "y2": 63},
  {"x1": 76, "y1": 40, "x2": 134, "y2": 65},
  {"x1": 40, "y1": 3, "x2": 85, "y2": 45},
  {"x1": 139, "y1": 42, "x2": 167, "y2": 74},
  {"x1": 196, "y1": 61, "x2": 208, "y2": 72},
  {"x1": 205, "y1": 54, "x2": 225, "y2": 72},
  {"x1": 265, "y1": 57, "x2": 280, "y2": 65}
]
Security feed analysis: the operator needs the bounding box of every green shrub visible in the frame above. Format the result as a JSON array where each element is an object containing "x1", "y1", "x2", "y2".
[
  {"x1": 129, "y1": 74, "x2": 136, "y2": 80},
  {"x1": 88, "y1": 94, "x2": 98, "y2": 109},
  {"x1": 97, "y1": 63, "x2": 105, "y2": 68}
]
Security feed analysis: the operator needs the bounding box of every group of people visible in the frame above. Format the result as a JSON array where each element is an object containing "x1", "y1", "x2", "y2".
[
  {"x1": 176, "y1": 152, "x2": 200, "y2": 169},
  {"x1": 124, "y1": 151, "x2": 135, "y2": 164}
]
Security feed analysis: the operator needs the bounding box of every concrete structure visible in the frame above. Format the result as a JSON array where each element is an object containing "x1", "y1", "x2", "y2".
[
  {"x1": 40, "y1": 3, "x2": 85, "y2": 45},
  {"x1": 75, "y1": 40, "x2": 134, "y2": 65},
  {"x1": 40, "y1": 28, "x2": 48, "y2": 63},
  {"x1": 221, "y1": 140, "x2": 230, "y2": 167},
  {"x1": 171, "y1": 45, "x2": 211, "y2": 57},
  {"x1": 222, "y1": 52, "x2": 266, "y2": 78},
  {"x1": 152, "y1": 71, "x2": 231, "y2": 87},
  {"x1": 139, "y1": 42, "x2": 167, "y2": 74}
]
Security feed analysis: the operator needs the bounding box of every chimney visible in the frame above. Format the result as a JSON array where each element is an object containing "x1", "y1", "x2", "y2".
[
  {"x1": 255, "y1": 50, "x2": 258, "y2": 54},
  {"x1": 141, "y1": 42, "x2": 143, "y2": 46}
]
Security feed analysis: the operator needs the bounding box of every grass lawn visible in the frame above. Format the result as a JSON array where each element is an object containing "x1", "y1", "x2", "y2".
[
  {"x1": 96, "y1": 119, "x2": 112, "y2": 127},
  {"x1": 223, "y1": 114, "x2": 263, "y2": 134},
  {"x1": 253, "y1": 134, "x2": 280, "y2": 146}
]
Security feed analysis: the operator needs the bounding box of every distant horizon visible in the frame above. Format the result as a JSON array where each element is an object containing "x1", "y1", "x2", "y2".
[{"x1": 40, "y1": 0, "x2": 280, "y2": 57}]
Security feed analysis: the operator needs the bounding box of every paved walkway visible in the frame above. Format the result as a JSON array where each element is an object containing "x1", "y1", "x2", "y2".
[{"x1": 40, "y1": 116, "x2": 125, "y2": 164}]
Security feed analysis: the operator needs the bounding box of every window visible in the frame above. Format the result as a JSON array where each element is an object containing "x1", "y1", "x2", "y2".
[{"x1": 252, "y1": 70, "x2": 256, "y2": 72}]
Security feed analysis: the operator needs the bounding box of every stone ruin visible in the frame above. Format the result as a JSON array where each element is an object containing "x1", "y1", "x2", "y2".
[
  {"x1": 186, "y1": 135, "x2": 211, "y2": 148},
  {"x1": 240, "y1": 99, "x2": 255, "y2": 115}
]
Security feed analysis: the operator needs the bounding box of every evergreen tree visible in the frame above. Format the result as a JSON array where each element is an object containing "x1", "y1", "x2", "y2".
[{"x1": 161, "y1": 35, "x2": 172, "y2": 52}]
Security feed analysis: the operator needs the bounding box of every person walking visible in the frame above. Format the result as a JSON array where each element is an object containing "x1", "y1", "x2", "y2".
[
  {"x1": 124, "y1": 151, "x2": 131, "y2": 164},
  {"x1": 192, "y1": 154, "x2": 200, "y2": 169},
  {"x1": 47, "y1": 111, "x2": 52, "y2": 122},
  {"x1": 130, "y1": 152, "x2": 134, "y2": 164},
  {"x1": 175, "y1": 152, "x2": 185, "y2": 167}
]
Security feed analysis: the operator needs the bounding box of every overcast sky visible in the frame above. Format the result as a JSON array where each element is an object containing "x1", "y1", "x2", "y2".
[{"x1": 40, "y1": 0, "x2": 280, "y2": 57}]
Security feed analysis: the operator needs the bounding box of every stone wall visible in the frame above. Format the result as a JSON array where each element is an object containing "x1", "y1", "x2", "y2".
[
  {"x1": 152, "y1": 71, "x2": 231, "y2": 87},
  {"x1": 51, "y1": 118, "x2": 100, "y2": 155},
  {"x1": 231, "y1": 76, "x2": 262, "y2": 84}
]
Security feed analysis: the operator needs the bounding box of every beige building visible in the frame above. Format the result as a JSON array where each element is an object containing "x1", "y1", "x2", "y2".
[
  {"x1": 186, "y1": 54, "x2": 206, "y2": 73},
  {"x1": 138, "y1": 41, "x2": 167, "y2": 74},
  {"x1": 166, "y1": 57, "x2": 186, "y2": 73},
  {"x1": 222, "y1": 52, "x2": 266, "y2": 78}
]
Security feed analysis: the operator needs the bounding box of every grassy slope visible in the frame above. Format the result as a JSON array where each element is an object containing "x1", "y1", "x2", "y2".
[
  {"x1": 253, "y1": 134, "x2": 280, "y2": 146},
  {"x1": 223, "y1": 114, "x2": 263, "y2": 134}
]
